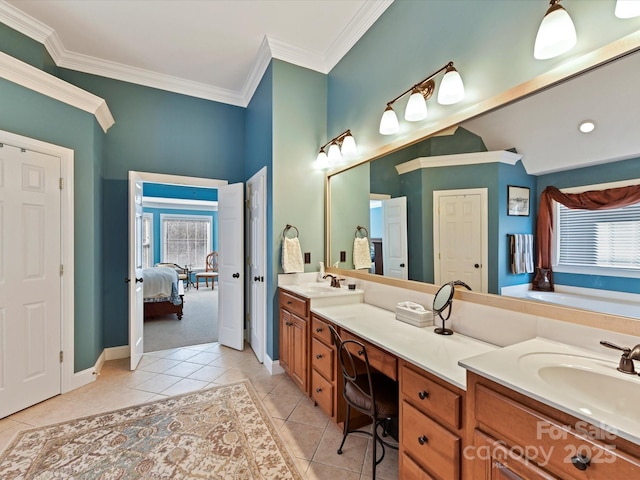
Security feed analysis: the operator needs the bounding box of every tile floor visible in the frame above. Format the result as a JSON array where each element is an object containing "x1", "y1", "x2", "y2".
[{"x1": 0, "y1": 342, "x2": 398, "y2": 480}]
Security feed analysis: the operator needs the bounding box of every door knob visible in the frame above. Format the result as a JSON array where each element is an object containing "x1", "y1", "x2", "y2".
[
  {"x1": 232, "y1": 272, "x2": 240, "y2": 278},
  {"x1": 125, "y1": 277, "x2": 143, "y2": 283},
  {"x1": 400, "y1": 263, "x2": 405, "y2": 267},
  {"x1": 254, "y1": 276, "x2": 260, "y2": 281},
  {"x1": 474, "y1": 263, "x2": 480, "y2": 268}
]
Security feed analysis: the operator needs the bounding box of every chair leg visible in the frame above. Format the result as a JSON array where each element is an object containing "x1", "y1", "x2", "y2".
[
  {"x1": 372, "y1": 421, "x2": 378, "y2": 480},
  {"x1": 337, "y1": 404, "x2": 351, "y2": 455}
]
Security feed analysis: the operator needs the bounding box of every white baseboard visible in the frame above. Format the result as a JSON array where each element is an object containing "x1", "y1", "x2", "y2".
[
  {"x1": 104, "y1": 345, "x2": 130, "y2": 361},
  {"x1": 263, "y1": 354, "x2": 284, "y2": 375}
]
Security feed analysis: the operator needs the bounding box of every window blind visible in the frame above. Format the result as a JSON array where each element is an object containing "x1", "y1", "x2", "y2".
[{"x1": 558, "y1": 203, "x2": 640, "y2": 269}]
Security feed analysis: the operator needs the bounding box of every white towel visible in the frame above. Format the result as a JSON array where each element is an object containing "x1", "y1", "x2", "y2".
[
  {"x1": 510, "y1": 234, "x2": 534, "y2": 274},
  {"x1": 282, "y1": 236, "x2": 304, "y2": 273},
  {"x1": 353, "y1": 236, "x2": 371, "y2": 270}
]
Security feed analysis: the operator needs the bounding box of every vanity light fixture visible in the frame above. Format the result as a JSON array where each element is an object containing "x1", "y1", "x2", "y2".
[
  {"x1": 316, "y1": 130, "x2": 357, "y2": 166},
  {"x1": 534, "y1": 0, "x2": 577, "y2": 60},
  {"x1": 615, "y1": 0, "x2": 640, "y2": 18},
  {"x1": 379, "y1": 61, "x2": 465, "y2": 135},
  {"x1": 578, "y1": 120, "x2": 596, "y2": 133}
]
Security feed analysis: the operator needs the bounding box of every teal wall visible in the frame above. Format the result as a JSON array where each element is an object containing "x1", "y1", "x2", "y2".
[
  {"x1": 536, "y1": 156, "x2": 640, "y2": 294},
  {"x1": 0, "y1": 23, "x2": 56, "y2": 74},
  {"x1": 56, "y1": 70, "x2": 246, "y2": 349},
  {"x1": 245, "y1": 62, "x2": 275, "y2": 358},
  {"x1": 272, "y1": 60, "x2": 327, "y2": 360},
  {"x1": 0, "y1": 77, "x2": 104, "y2": 371}
]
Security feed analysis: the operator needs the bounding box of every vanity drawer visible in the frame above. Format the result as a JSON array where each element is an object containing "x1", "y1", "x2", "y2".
[
  {"x1": 475, "y1": 384, "x2": 640, "y2": 479},
  {"x1": 311, "y1": 369, "x2": 334, "y2": 417},
  {"x1": 279, "y1": 290, "x2": 308, "y2": 319},
  {"x1": 401, "y1": 364, "x2": 461, "y2": 430},
  {"x1": 402, "y1": 400, "x2": 460, "y2": 480},
  {"x1": 311, "y1": 315, "x2": 333, "y2": 345},
  {"x1": 400, "y1": 451, "x2": 436, "y2": 480},
  {"x1": 311, "y1": 337, "x2": 334, "y2": 381},
  {"x1": 341, "y1": 330, "x2": 397, "y2": 380}
]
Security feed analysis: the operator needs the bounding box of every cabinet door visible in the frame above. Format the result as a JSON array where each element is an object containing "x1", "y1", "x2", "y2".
[
  {"x1": 290, "y1": 313, "x2": 308, "y2": 393},
  {"x1": 472, "y1": 430, "x2": 559, "y2": 480},
  {"x1": 279, "y1": 308, "x2": 292, "y2": 374}
]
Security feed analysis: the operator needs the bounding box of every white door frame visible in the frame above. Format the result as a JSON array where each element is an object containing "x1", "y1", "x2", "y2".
[
  {"x1": 127, "y1": 171, "x2": 227, "y2": 361},
  {"x1": 247, "y1": 167, "x2": 267, "y2": 363},
  {"x1": 433, "y1": 188, "x2": 488, "y2": 292},
  {"x1": 0, "y1": 129, "x2": 78, "y2": 393}
]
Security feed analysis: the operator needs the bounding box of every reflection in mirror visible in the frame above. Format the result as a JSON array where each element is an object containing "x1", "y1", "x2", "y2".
[{"x1": 328, "y1": 47, "x2": 640, "y2": 321}]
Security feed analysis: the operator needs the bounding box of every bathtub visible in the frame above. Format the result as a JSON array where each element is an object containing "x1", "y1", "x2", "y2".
[{"x1": 505, "y1": 288, "x2": 640, "y2": 319}]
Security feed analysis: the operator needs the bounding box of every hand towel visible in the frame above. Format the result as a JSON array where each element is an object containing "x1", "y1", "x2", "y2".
[
  {"x1": 282, "y1": 236, "x2": 304, "y2": 273},
  {"x1": 510, "y1": 234, "x2": 534, "y2": 274},
  {"x1": 353, "y1": 236, "x2": 371, "y2": 270}
]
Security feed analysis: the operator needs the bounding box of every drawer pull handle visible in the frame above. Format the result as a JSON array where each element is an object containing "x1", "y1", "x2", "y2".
[
  {"x1": 418, "y1": 390, "x2": 429, "y2": 400},
  {"x1": 316, "y1": 354, "x2": 323, "y2": 359},
  {"x1": 316, "y1": 327, "x2": 323, "y2": 332},
  {"x1": 571, "y1": 454, "x2": 591, "y2": 471},
  {"x1": 285, "y1": 322, "x2": 293, "y2": 326},
  {"x1": 315, "y1": 388, "x2": 322, "y2": 393},
  {"x1": 358, "y1": 350, "x2": 365, "y2": 356},
  {"x1": 287, "y1": 301, "x2": 292, "y2": 305},
  {"x1": 417, "y1": 435, "x2": 428, "y2": 446}
]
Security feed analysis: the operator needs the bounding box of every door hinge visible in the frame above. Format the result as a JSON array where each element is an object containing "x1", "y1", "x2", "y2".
[
  {"x1": 246, "y1": 256, "x2": 251, "y2": 265},
  {"x1": 59, "y1": 177, "x2": 64, "y2": 189},
  {"x1": 60, "y1": 351, "x2": 64, "y2": 363},
  {"x1": 60, "y1": 264, "x2": 64, "y2": 276},
  {"x1": 245, "y1": 199, "x2": 251, "y2": 209}
]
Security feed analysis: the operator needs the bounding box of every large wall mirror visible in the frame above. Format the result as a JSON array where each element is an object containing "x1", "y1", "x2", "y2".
[{"x1": 327, "y1": 43, "x2": 640, "y2": 327}]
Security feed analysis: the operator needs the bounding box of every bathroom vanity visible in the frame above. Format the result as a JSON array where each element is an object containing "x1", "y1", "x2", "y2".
[{"x1": 277, "y1": 279, "x2": 640, "y2": 479}]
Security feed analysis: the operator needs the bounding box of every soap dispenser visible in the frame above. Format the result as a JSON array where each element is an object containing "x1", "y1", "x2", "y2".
[{"x1": 318, "y1": 262, "x2": 325, "y2": 282}]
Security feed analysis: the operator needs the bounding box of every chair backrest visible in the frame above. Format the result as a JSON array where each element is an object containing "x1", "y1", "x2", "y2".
[
  {"x1": 205, "y1": 252, "x2": 219, "y2": 272},
  {"x1": 328, "y1": 324, "x2": 376, "y2": 416}
]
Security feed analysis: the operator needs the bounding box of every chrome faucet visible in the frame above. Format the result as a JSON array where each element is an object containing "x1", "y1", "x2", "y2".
[
  {"x1": 600, "y1": 341, "x2": 640, "y2": 375},
  {"x1": 323, "y1": 274, "x2": 342, "y2": 288}
]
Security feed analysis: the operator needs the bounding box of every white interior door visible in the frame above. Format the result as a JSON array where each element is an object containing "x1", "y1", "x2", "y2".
[
  {"x1": 247, "y1": 168, "x2": 266, "y2": 362},
  {"x1": 434, "y1": 189, "x2": 487, "y2": 292},
  {"x1": 0, "y1": 143, "x2": 62, "y2": 418},
  {"x1": 128, "y1": 174, "x2": 144, "y2": 369},
  {"x1": 218, "y1": 183, "x2": 244, "y2": 351},
  {"x1": 382, "y1": 197, "x2": 408, "y2": 279}
]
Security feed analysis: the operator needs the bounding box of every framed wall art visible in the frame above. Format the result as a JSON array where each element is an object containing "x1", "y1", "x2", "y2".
[{"x1": 507, "y1": 185, "x2": 530, "y2": 216}]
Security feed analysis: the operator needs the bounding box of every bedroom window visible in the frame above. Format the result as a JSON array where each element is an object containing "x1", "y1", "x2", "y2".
[
  {"x1": 554, "y1": 200, "x2": 640, "y2": 277},
  {"x1": 142, "y1": 213, "x2": 153, "y2": 268},
  {"x1": 161, "y1": 214, "x2": 212, "y2": 269}
]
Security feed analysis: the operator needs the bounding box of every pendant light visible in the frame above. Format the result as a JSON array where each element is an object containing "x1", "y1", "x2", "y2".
[
  {"x1": 379, "y1": 105, "x2": 400, "y2": 135},
  {"x1": 534, "y1": 0, "x2": 577, "y2": 60},
  {"x1": 315, "y1": 130, "x2": 357, "y2": 166}
]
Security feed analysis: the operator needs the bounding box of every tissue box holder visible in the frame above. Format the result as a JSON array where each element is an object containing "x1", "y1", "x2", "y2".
[{"x1": 395, "y1": 304, "x2": 433, "y2": 327}]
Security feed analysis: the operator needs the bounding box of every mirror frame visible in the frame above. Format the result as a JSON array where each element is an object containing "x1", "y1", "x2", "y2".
[{"x1": 324, "y1": 33, "x2": 640, "y2": 337}]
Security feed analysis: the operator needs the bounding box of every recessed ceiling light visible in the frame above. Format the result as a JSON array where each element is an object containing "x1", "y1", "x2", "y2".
[{"x1": 578, "y1": 120, "x2": 596, "y2": 133}]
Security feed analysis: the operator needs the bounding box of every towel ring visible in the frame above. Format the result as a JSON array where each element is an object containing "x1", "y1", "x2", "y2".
[
  {"x1": 355, "y1": 225, "x2": 369, "y2": 238},
  {"x1": 283, "y1": 224, "x2": 299, "y2": 239}
]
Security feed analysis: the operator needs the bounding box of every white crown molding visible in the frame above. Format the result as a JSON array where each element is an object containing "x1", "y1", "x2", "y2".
[
  {"x1": 396, "y1": 150, "x2": 523, "y2": 175},
  {"x1": 0, "y1": 50, "x2": 115, "y2": 132},
  {"x1": 0, "y1": 0, "x2": 393, "y2": 106},
  {"x1": 142, "y1": 196, "x2": 218, "y2": 211},
  {"x1": 324, "y1": 0, "x2": 394, "y2": 72}
]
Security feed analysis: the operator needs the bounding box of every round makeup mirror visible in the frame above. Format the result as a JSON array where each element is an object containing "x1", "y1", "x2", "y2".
[{"x1": 433, "y1": 282, "x2": 455, "y2": 335}]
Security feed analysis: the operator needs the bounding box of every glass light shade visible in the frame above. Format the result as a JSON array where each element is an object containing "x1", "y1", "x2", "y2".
[
  {"x1": 327, "y1": 142, "x2": 342, "y2": 162},
  {"x1": 615, "y1": 0, "x2": 640, "y2": 18},
  {"x1": 316, "y1": 149, "x2": 328, "y2": 167},
  {"x1": 379, "y1": 106, "x2": 399, "y2": 135},
  {"x1": 534, "y1": 3, "x2": 577, "y2": 60},
  {"x1": 578, "y1": 120, "x2": 595, "y2": 133},
  {"x1": 437, "y1": 68, "x2": 465, "y2": 105},
  {"x1": 341, "y1": 134, "x2": 357, "y2": 156},
  {"x1": 405, "y1": 90, "x2": 428, "y2": 121}
]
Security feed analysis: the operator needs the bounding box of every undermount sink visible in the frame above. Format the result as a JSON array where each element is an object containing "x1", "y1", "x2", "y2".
[{"x1": 518, "y1": 352, "x2": 640, "y2": 422}]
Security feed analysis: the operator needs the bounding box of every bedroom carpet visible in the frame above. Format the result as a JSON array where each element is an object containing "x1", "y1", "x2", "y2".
[{"x1": 144, "y1": 287, "x2": 218, "y2": 352}]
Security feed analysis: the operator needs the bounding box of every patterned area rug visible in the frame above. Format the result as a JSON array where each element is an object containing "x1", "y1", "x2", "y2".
[{"x1": 0, "y1": 381, "x2": 303, "y2": 479}]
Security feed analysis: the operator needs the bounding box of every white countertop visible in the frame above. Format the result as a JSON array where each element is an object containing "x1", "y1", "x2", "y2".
[
  {"x1": 459, "y1": 338, "x2": 640, "y2": 445},
  {"x1": 311, "y1": 302, "x2": 498, "y2": 390}
]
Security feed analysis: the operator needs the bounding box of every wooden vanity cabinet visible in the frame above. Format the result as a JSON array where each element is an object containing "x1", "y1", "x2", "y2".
[
  {"x1": 399, "y1": 360, "x2": 466, "y2": 480},
  {"x1": 279, "y1": 289, "x2": 309, "y2": 394},
  {"x1": 466, "y1": 372, "x2": 640, "y2": 480}
]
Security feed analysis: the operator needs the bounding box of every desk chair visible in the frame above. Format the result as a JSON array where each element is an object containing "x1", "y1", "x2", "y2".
[
  {"x1": 195, "y1": 251, "x2": 219, "y2": 289},
  {"x1": 328, "y1": 325, "x2": 398, "y2": 479}
]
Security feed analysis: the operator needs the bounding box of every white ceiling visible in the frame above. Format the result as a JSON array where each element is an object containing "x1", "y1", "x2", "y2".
[
  {"x1": 1, "y1": 0, "x2": 392, "y2": 106},
  {"x1": 461, "y1": 49, "x2": 640, "y2": 175}
]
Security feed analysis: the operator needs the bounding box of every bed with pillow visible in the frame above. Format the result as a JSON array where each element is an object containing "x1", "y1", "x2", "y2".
[{"x1": 142, "y1": 266, "x2": 184, "y2": 320}]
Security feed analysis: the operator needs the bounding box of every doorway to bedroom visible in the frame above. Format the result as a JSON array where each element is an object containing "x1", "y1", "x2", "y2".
[{"x1": 136, "y1": 176, "x2": 225, "y2": 354}]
